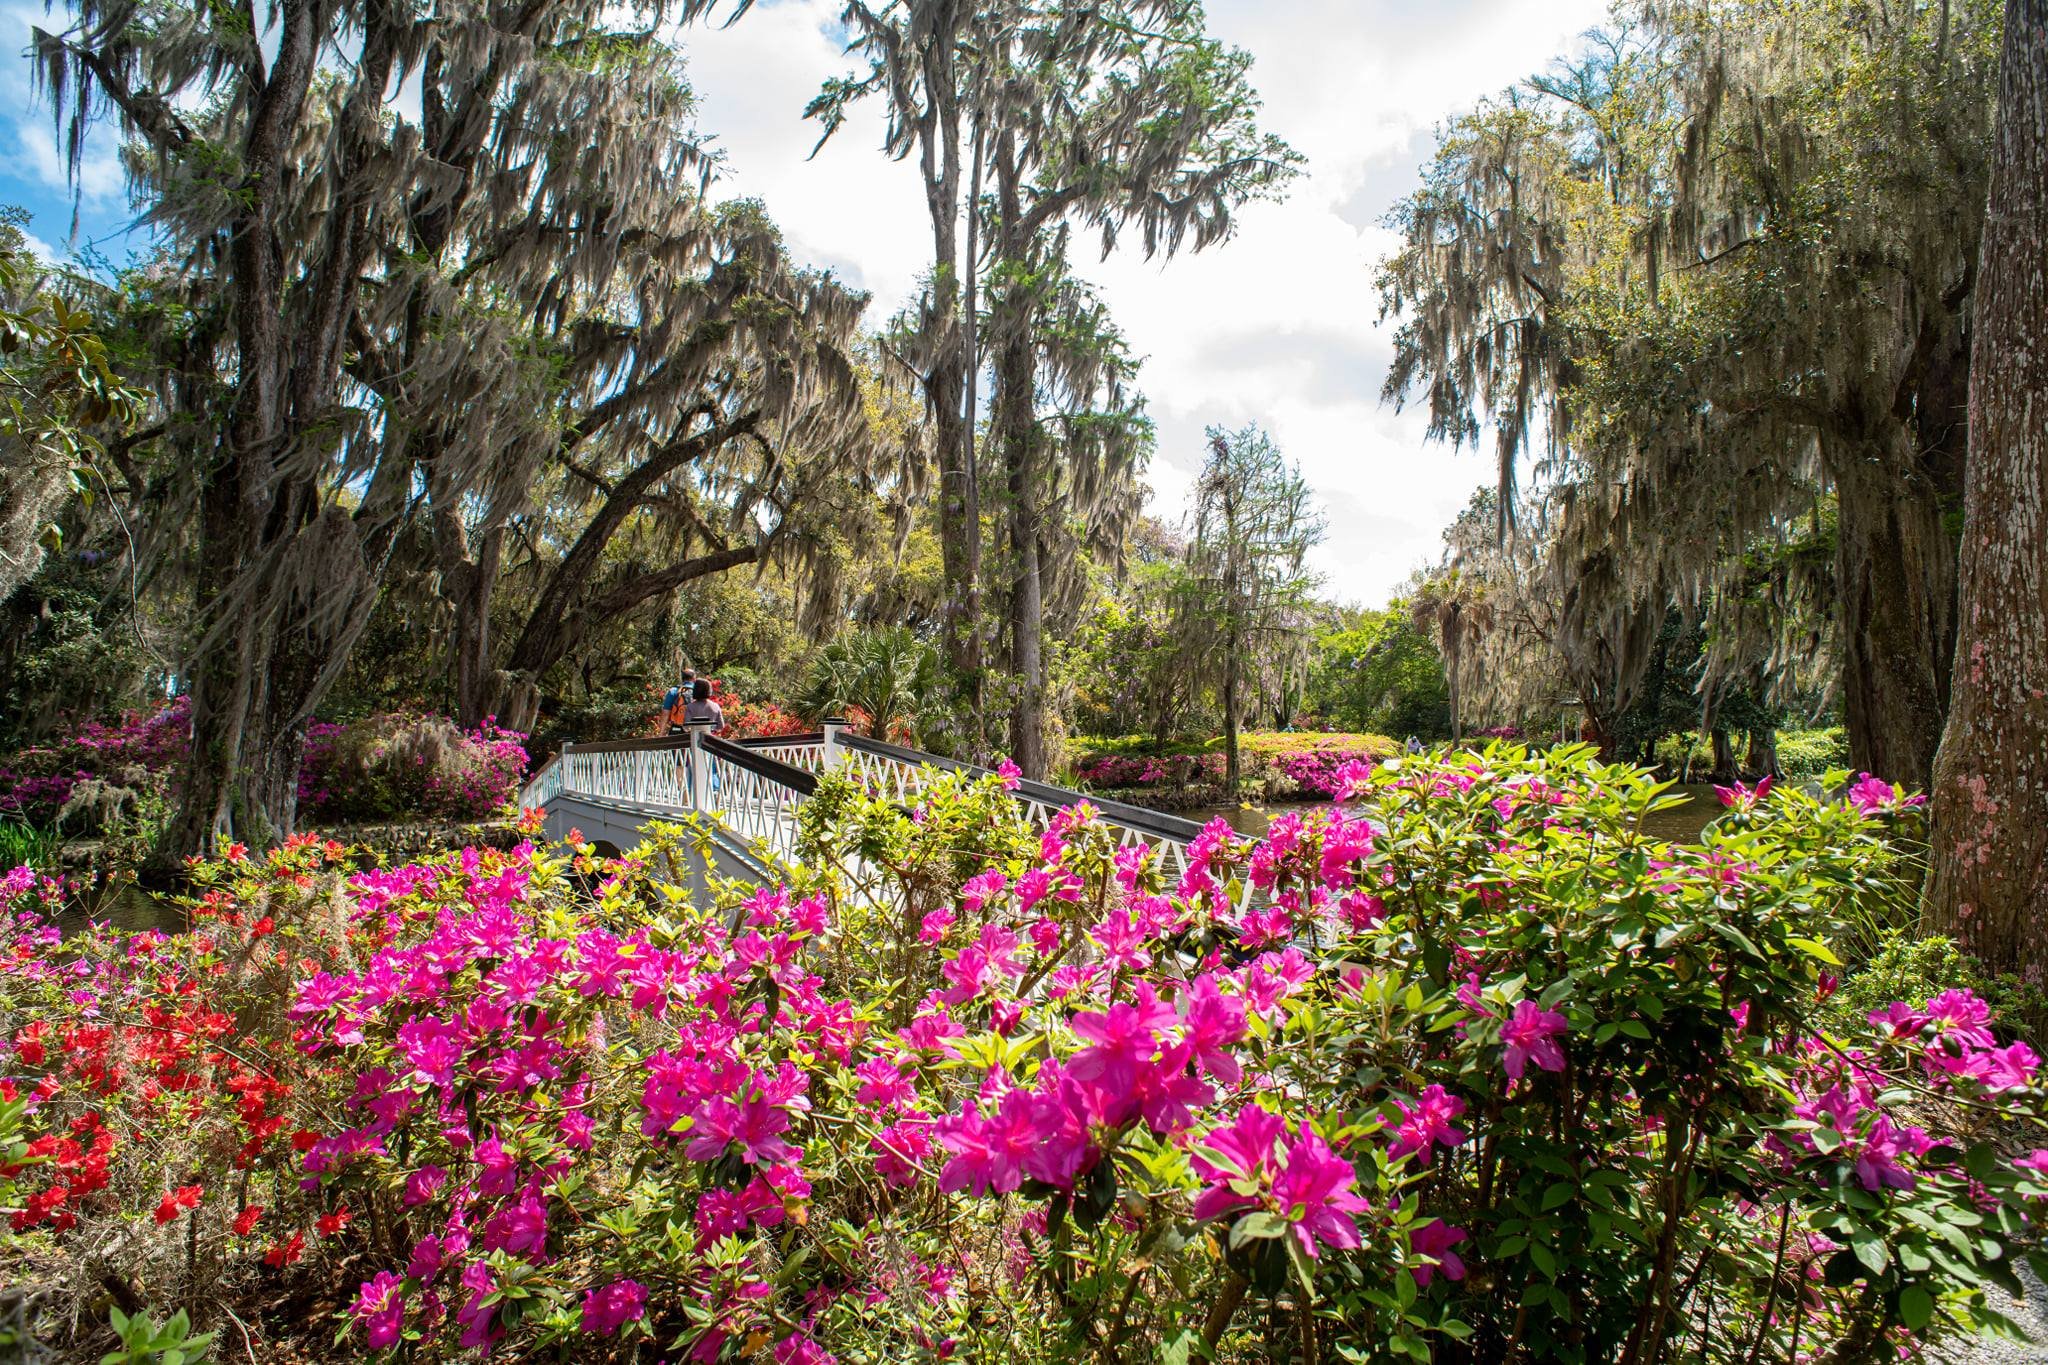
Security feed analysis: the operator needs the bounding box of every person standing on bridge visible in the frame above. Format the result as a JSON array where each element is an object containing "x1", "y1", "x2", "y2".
[
  {"x1": 683, "y1": 677, "x2": 724, "y2": 733},
  {"x1": 664, "y1": 668, "x2": 697, "y2": 736}
]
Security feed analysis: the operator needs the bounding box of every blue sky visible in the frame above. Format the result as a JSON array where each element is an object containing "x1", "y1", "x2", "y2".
[
  {"x1": 1, "y1": 0, "x2": 1614, "y2": 604},
  {"x1": 0, "y1": 0, "x2": 142, "y2": 267}
]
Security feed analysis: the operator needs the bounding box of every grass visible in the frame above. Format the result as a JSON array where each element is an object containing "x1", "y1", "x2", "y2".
[{"x1": 0, "y1": 820, "x2": 61, "y2": 870}]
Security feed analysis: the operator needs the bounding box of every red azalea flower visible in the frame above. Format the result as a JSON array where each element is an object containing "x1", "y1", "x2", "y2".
[
  {"x1": 233, "y1": 1205, "x2": 265, "y2": 1236},
  {"x1": 264, "y1": 1231, "x2": 305, "y2": 1267}
]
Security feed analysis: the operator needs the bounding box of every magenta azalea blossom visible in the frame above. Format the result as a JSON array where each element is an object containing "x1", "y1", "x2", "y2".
[
  {"x1": 1190, "y1": 1105, "x2": 1288, "y2": 1221},
  {"x1": 1180, "y1": 975, "x2": 1248, "y2": 1084},
  {"x1": 1388, "y1": 1084, "x2": 1468, "y2": 1161},
  {"x1": 687, "y1": 1094, "x2": 802, "y2": 1166},
  {"x1": 1500, "y1": 999, "x2": 1569, "y2": 1081},
  {"x1": 354, "y1": 1270, "x2": 405, "y2": 1349},
  {"x1": 1410, "y1": 1219, "x2": 1468, "y2": 1287},
  {"x1": 1069, "y1": 989, "x2": 1178, "y2": 1095},
  {"x1": 581, "y1": 1279, "x2": 648, "y2": 1336},
  {"x1": 1271, "y1": 1129, "x2": 1369, "y2": 1258},
  {"x1": 936, "y1": 1091, "x2": 1038, "y2": 1196}
]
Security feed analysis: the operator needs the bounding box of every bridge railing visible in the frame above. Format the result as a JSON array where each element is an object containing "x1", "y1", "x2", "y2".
[{"x1": 519, "y1": 720, "x2": 1211, "y2": 883}]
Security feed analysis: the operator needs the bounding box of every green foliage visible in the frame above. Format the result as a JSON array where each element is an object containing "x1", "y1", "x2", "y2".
[
  {"x1": 1778, "y1": 726, "x2": 1851, "y2": 780},
  {"x1": 100, "y1": 1308, "x2": 212, "y2": 1365},
  {"x1": 0, "y1": 210, "x2": 149, "y2": 601},
  {"x1": 0, "y1": 821, "x2": 59, "y2": 870},
  {"x1": 1828, "y1": 931, "x2": 2048, "y2": 1043},
  {"x1": 1306, "y1": 605, "x2": 1450, "y2": 738},
  {"x1": 797, "y1": 626, "x2": 945, "y2": 746}
]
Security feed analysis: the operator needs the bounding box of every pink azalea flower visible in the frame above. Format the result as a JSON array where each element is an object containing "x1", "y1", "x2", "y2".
[
  {"x1": 402, "y1": 1163, "x2": 448, "y2": 1207},
  {"x1": 855, "y1": 1058, "x2": 916, "y2": 1113},
  {"x1": 1847, "y1": 772, "x2": 1923, "y2": 814},
  {"x1": 353, "y1": 1271, "x2": 404, "y2": 1349},
  {"x1": 936, "y1": 1091, "x2": 1038, "y2": 1196},
  {"x1": 1850, "y1": 1115, "x2": 1932, "y2": 1192},
  {"x1": 1069, "y1": 988, "x2": 1178, "y2": 1095},
  {"x1": 1190, "y1": 1105, "x2": 1288, "y2": 1220},
  {"x1": 1410, "y1": 1219, "x2": 1468, "y2": 1287},
  {"x1": 995, "y1": 759, "x2": 1022, "y2": 790},
  {"x1": 1966, "y1": 1041, "x2": 2040, "y2": 1094},
  {"x1": 687, "y1": 1094, "x2": 802, "y2": 1166},
  {"x1": 871, "y1": 1118, "x2": 934, "y2": 1187},
  {"x1": 1713, "y1": 775, "x2": 1772, "y2": 808},
  {"x1": 1867, "y1": 1000, "x2": 1928, "y2": 1039},
  {"x1": 1179, "y1": 975, "x2": 1248, "y2": 1084},
  {"x1": 1500, "y1": 999, "x2": 1569, "y2": 1081},
  {"x1": 1271, "y1": 1129, "x2": 1369, "y2": 1258},
  {"x1": 581, "y1": 1279, "x2": 648, "y2": 1336},
  {"x1": 1387, "y1": 1084, "x2": 1468, "y2": 1161}
]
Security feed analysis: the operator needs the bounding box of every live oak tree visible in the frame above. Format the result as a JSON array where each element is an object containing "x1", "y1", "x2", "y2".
[
  {"x1": 36, "y1": 0, "x2": 872, "y2": 854},
  {"x1": 1177, "y1": 423, "x2": 1323, "y2": 796},
  {"x1": 1382, "y1": 0, "x2": 2001, "y2": 788},
  {"x1": 1923, "y1": 0, "x2": 2048, "y2": 979},
  {"x1": 685, "y1": 0, "x2": 991, "y2": 720}
]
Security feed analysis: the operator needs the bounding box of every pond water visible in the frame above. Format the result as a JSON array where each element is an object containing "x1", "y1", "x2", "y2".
[
  {"x1": 1181, "y1": 782, "x2": 1726, "y2": 845},
  {"x1": 55, "y1": 880, "x2": 185, "y2": 936}
]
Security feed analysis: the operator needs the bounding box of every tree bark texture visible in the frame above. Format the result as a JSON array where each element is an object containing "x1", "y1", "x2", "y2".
[
  {"x1": 1830, "y1": 427, "x2": 1963, "y2": 790},
  {"x1": 990, "y1": 128, "x2": 1047, "y2": 779},
  {"x1": 1923, "y1": 0, "x2": 2048, "y2": 980}
]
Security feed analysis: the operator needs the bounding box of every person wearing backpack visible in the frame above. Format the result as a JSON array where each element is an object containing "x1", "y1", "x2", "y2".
[{"x1": 663, "y1": 668, "x2": 696, "y2": 735}]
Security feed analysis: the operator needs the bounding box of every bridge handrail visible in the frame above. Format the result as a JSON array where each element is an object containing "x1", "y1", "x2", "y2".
[
  {"x1": 836, "y1": 733, "x2": 1208, "y2": 843},
  {"x1": 737, "y1": 732, "x2": 826, "y2": 749},
  {"x1": 702, "y1": 733, "x2": 819, "y2": 795}
]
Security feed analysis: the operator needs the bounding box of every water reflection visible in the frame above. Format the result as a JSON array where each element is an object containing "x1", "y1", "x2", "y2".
[{"x1": 56, "y1": 881, "x2": 183, "y2": 936}]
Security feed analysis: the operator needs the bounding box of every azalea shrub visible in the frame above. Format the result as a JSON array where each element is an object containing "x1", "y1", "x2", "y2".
[
  {"x1": 1273, "y1": 744, "x2": 1390, "y2": 797},
  {"x1": 1074, "y1": 752, "x2": 1225, "y2": 791},
  {"x1": 298, "y1": 713, "x2": 529, "y2": 823},
  {"x1": 718, "y1": 699, "x2": 812, "y2": 742},
  {"x1": 6, "y1": 747, "x2": 2048, "y2": 1364},
  {"x1": 0, "y1": 697, "x2": 190, "y2": 828},
  {"x1": 0, "y1": 840, "x2": 357, "y2": 1321}
]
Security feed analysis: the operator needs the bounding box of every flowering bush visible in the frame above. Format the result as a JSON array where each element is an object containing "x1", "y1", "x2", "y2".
[
  {"x1": 2, "y1": 703, "x2": 526, "y2": 833},
  {"x1": 719, "y1": 699, "x2": 811, "y2": 741},
  {"x1": 5, "y1": 747, "x2": 2045, "y2": 1363},
  {"x1": 0, "y1": 839, "x2": 354, "y2": 1324},
  {"x1": 1273, "y1": 745, "x2": 1390, "y2": 797},
  {"x1": 1074, "y1": 752, "x2": 1225, "y2": 790},
  {"x1": 298, "y1": 714, "x2": 528, "y2": 823},
  {"x1": 0, "y1": 697, "x2": 190, "y2": 827}
]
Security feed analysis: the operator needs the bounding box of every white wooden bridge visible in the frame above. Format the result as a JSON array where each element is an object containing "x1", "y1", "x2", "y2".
[{"x1": 516, "y1": 722, "x2": 1209, "y2": 887}]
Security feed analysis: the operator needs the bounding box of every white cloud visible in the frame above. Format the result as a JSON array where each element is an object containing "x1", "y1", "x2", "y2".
[{"x1": 681, "y1": 0, "x2": 1611, "y2": 606}]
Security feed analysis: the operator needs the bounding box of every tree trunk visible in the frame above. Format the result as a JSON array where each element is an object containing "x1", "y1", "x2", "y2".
[
  {"x1": 1223, "y1": 620, "x2": 1242, "y2": 797},
  {"x1": 1923, "y1": 0, "x2": 2048, "y2": 979},
  {"x1": 1001, "y1": 330, "x2": 1045, "y2": 778},
  {"x1": 1828, "y1": 427, "x2": 1962, "y2": 789},
  {"x1": 1710, "y1": 728, "x2": 1737, "y2": 784},
  {"x1": 1744, "y1": 727, "x2": 1778, "y2": 779},
  {"x1": 991, "y1": 130, "x2": 1046, "y2": 780}
]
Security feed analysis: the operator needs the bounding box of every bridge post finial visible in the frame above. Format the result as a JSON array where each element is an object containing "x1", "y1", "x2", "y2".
[{"x1": 821, "y1": 717, "x2": 846, "y2": 772}]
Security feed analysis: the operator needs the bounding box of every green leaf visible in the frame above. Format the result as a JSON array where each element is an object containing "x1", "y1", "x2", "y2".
[
  {"x1": 1852, "y1": 1229, "x2": 1889, "y2": 1275},
  {"x1": 1788, "y1": 936, "x2": 1843, "y2": 965},
  {"x1": 1541, "y1": 1181, "x2": 1576, "y2": 1211},
  {"x1": 1230, "y1": 1211, "x2": 1288, "y2": 1248},
  {"x1": 1899, "y1": 1285, "x2": 1933, "y2": 1330}
]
